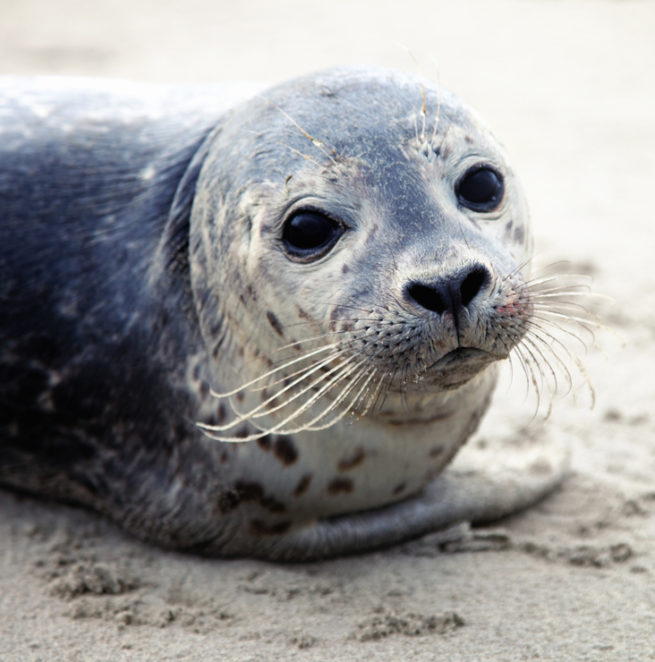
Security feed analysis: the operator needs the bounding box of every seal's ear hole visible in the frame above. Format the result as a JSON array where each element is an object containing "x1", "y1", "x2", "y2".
[
  {"x1": 456, "y1": 165, "x2": 504, "y2": 212},
  {"x1": 282, "y1": 210, "x2": 344, "y2": 261}
]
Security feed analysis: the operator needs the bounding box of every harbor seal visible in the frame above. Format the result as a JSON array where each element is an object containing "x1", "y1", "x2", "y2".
[{"x1": 0, "y1": 67, "x2": 570, "y2": 560}]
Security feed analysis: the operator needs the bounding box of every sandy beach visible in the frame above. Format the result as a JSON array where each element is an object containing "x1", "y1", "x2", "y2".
[{"x1": 1, "y1": 1, "x2": 654, "y2": 660}]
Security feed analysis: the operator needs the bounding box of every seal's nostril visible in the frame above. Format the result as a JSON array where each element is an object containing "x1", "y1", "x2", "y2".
[
  {"x1": 460, "y1": 267, "x2": 488, "y2": 308},
  {"x1": 406, "y1": 283, "x2": 448, "y2": 315},
  {"x1": 405, "y1": 265, "x2": 490, "y2": 315}
]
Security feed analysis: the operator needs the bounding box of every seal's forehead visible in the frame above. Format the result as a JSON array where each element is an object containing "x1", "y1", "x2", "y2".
[
  {"x1": 208, "y1": 66, "x2": 505, "y2": 197},
  {"x1": 261, "y1": 66, "x2": 487, "y2": 152}
]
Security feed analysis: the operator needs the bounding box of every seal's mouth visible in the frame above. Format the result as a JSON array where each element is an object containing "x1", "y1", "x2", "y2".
[
  {"x1": 417, "y1": 346, "x2": 503, "y2": 391},
  {"x1": 428, "y1": 347, "x2": 491, "y2": 370}
]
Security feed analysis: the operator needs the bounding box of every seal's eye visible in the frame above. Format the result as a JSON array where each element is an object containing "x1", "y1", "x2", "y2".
[
  {"x1": 456, "y1": 166, "x2": 504, "y2": 212},
  {"x1": 282, "y1": 210, "x2": 343, "y2": 260}
]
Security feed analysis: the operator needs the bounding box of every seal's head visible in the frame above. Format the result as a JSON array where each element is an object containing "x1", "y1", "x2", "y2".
[{"x1": 191, "y1": 67, "x2": 532, "y2": 439}]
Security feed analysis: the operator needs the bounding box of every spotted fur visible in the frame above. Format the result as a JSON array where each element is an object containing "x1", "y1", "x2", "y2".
[{"x1": 0, "y1": 68, "x2": 568, "y2": 560}]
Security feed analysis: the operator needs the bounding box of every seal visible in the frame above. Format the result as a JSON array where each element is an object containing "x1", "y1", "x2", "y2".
[{"x1": 0, "y1": 67, "x2": 570, "y2": 560}]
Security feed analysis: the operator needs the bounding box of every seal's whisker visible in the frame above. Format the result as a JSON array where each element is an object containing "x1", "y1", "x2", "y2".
[
  {"x1": 429, "y1": 72, "x2": 442, "y2": 145},
  {"x1": 510, "y1": 342, "x2": 534, "y2": 402},
  {"x1": 420, "y1": 83, "x2": 427, "y2": 143},
  {"x1": 530, "y1": 303, "x2": 601, "y2": 330},
  {"x1": 412, "y1": 100, "x2": 421, "y2": 147},
  {"x1": 238, "y1": 358, "x2": 368, "y2": 438},
  {"x1": 513, "y1": 342, "x2": 543, "y2": 414},
  {"x1": 521, "y1": 335, "x2": 562, "y2": 398},
  {"x1": 276, "y1": 141, "x2": 324, "y2": 169},
  {"x1": 203, "y1": 349, "x2": 349, "y2": 431},
  {"x1": 281, "y1": 317, "x2": 395, "y2": 333},
  {"x1": 524, "y1": 324, "x2": 577, "y2": 393},
  {"x1": 354, "y1": 370, "x2": 388, "y2": 419},
  {"x1": 266, "y1": 99, "x2": 339, "y2": 166},
  {"x1": 210, "y1": 343, "x2": 339, "y2": 398},
  {"x1": 526, "y1": 319, "x2": 596, "y2": 405},
  {"x1": 525, "y1": 273, "x2": 593, "y2": 291},
  {"x1": 518, "y1": 336, "x2": 548, "y2": 400},
  {"x1": 343, "y1": 366, "x2": 382, "y2": 419},
  {"x1": 238, "y1": 344, "x2": 353, "y2": 392},
  {"x1": 275, "y1": 330, "x2": 356, "y2": 351},
  {"x1": 320, "y1": 302, "x2": 387, "y2": 315},
  {"x1": 239, "y1": 351, "x2": 354, "y2": 420},
  {"x1": 529, "y1": 312, "x2": 596, "y2": 349},
  {"x1": 302, "y1": 368, "x2": 378, "y2": 432},
  {"x1": 530, "y1": 301, "x2": 598, "y2": 320},
  {"x1": 529, "y1": 289, "x2": 594, "y2": 300},
  {"x1": 504, "y1": 348, "x2": 517, "y2": 391},
  {"x1": 504, "y1": 255, "x2": 536, "y2": 280},
  {"x1": 197, "y1": 359, "x2": 351, "y2": 443},
  {"x1": 253, "y1": 352, "x2": 347, "y2": 392},
  {"x1": 531, "y1": 312, "x2": 600, "y2": 345}
]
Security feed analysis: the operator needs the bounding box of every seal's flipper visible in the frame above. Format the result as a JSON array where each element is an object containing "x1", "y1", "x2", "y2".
[{"x1": 253, "y1": 432, "x2": 569, "y2": 561}]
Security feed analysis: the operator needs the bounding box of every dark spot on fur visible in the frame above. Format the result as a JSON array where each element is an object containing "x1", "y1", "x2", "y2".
[
  {"x1": 218, "y1": 489, "x2": 241, "y2": 513},
  {"x1": 504, "y1": 220, "x2": 514, "y2": 238},
  {"x1": 246, "y1": 285, "x2": 257, "y2": 302},
  {"x1": 296, "y1": 305, "x2": 312, "y2": 321},
  {"x1": 173, "y1": 423, "x2": 188, "y2": 442},
  {"x1": 341, "y1": 321, "x2": 354, "y2": 333},
  {"x1": 223, "y1": 480, "x2": 287, "y2": 513},
  {"x1": 294, "y1": 473, "x2": 313, "y2": 496},
  {"x1": 429, "y1": 445, "x2": 444, "y2": 457},
  {"x1": 513, "y1": 226, "x2": 525, "y2": 244},
  {"x1": 338, "y1": 447, "x2": 365, "y2": 472},
  {"x1": 235, "y1": 391, "x2": 245, "y2": 403},
  {"x1": 199, "y1": 380, "x2": 210, "y2": 398},
  {"x1": 342, "y1": 263, "x2": 350, "y2": 274},
  {"x1": 465, "y1": 134, "x2": 473, "y2": 144},
  {"x1": 364, "y1": 223, "x2": 378, "y2": 246},
  {"x1": 273, "y1": 436, "x2": 298, "y2": 465},
  {"x1": 220, "y1": 451, "x2": 229, "y2": 464},
  {"x1": 266, "y1": 311, "x2": 284, "y2": 337},
  {"x1": 216, "y1": 403, "x2": 226, "y2": 424},
  {"x1": 235, "y1": 424, "x2": 249, "y2": 439},
  {"x1": 250, "y1": 519, "x2": 291, "y2": 535},
  {"x1": 327, "y1": 477, "x2": 354, "y2": 494},
  {"x1": 192, "y1": 363, "x2": 201, "y2": 380},
  {"x1": 257, "y1": 435, "x2": 272, "y2": 451},
  {"x1": 392, "y1": 482, "x2": 406, "y2": 495},
  {"x1": 233, "y1": 480, "x2": 264, "y2": 502}
]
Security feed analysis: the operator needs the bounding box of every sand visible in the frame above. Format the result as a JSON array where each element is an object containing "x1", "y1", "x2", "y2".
[{"x1": 1, "y1": 1, "x2": 654, "y2": 660}]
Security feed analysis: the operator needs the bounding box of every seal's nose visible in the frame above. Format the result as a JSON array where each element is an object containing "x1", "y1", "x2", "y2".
[{"x1": 405, "y1": 265, "x2": 490, "y2": 316}]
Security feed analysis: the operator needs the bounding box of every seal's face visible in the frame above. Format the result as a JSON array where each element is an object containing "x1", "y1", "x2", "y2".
[{"x1": 191, "y1": 68, "x2": 532, "y2": 436}]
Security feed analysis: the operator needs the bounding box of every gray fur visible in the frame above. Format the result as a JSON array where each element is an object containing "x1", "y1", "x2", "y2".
[{"x1": 0, "y1": 68, "x2": 564, "y2": 560}]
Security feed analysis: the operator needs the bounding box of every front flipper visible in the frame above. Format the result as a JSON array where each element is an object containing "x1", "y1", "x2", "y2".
[{"x1": 248, "y1": 431, "x2": 569, "y2": 561}]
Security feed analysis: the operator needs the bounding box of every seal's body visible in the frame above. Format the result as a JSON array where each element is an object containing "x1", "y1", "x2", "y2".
[{"x1": 0, "y1": 68, "x2": 564, "y2": 559}]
